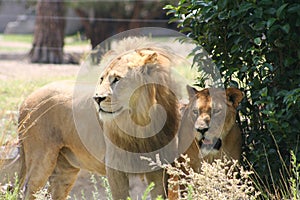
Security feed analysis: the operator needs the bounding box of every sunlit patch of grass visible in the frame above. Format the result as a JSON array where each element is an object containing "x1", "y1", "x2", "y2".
[
  {"x1": 0, "y1": 34, "x2": 33, "y2": 44},
  {"x1": 0, "y1": 33, "x2": 89, "y2": 47},
  {"x1": 0, "y1": 76, "x2": 74, "y2": 141},
  {"x1": 65, "y1": 33, "x2": 90, "y2": 46}
]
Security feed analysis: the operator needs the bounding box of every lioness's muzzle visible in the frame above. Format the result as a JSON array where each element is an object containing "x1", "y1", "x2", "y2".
[{"x1": 200, "y1": 137, "x2": 222, "y2": 151}]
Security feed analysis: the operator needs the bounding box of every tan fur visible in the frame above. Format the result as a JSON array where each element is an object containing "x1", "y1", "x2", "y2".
[
  {"x1": 168, "y1": 86, "x2": 243, "y2": 199},
  {"x1": 18, "y1": 38, "x2": 180, "y2": 200},
  {"x1": 18, "y1": 81, "x2": 106, "y2": 200},
  {"x1": 93, "y1": 47, "x2": 180, "y2": 199}
]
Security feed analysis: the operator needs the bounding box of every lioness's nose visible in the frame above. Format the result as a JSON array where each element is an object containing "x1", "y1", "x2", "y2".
[
  {"x1": 93, "y1": 95, "x2": 106, "y2": 106},
  {"x1": 196, "y1": 127, "x2": 209, "y2": 136}
]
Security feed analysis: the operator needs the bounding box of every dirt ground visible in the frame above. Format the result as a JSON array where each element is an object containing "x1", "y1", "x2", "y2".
[{"x1": 0, "y1": 54, "x2": 148, "y2": 199}]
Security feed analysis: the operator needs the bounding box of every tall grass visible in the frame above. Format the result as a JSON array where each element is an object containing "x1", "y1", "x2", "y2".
[
  {"x1": 247, "y1": 150, "x2": 300, "y2": 200},
  {"x1": 0, "y1": 77, "x2": 74, "y2": 144},
  {"x1": 0, "y1": 173, "x2": 20, "y2": 200},
  {"x1": 1, "y1": 129, "x2": 299, "y2": 199},
  {"x1": 163, "y1": 155, "x2": 260, "y2": 200},
  {"x1": 0, "y1": 76, "x2": 75, "y2": 199}
]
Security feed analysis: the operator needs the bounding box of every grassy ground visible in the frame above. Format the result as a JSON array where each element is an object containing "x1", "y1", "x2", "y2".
[
  {"x1": 0, "y1": 33, "x2": 90, "y2": 52},
  {"x1": 0, "y1": 77, "x2": 75, "y2": 142},
  {"x1": 0, "y1": 33, "x2": 86, "y2": 140}
]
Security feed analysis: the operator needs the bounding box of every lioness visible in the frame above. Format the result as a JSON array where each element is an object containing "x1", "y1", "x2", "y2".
[
  {"x1": 18, "y1": 39, "x2": 181, "y2": 199},
  {"x1": 168, "y1": 86, "x2": 243, "y2": 199}
]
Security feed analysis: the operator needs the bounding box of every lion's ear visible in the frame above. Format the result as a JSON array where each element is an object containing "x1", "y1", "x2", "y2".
[
  {"x1": 226, "y1": 88, "x2": 244, "y2": 108},
  {"x1": 187, "y1": 85, "x2": 198, "y2": 99},
  {"x1": 138, "y1": 52, "x2": 159, "y2": 75},
  {"x1": 144, "y1": 52, "x2": 158, "y2": 64}
]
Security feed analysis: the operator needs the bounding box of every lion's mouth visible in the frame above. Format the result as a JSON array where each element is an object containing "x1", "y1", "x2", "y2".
[
  {"x1": 99, "y1": 106, "x2": 123, "y2": 114},
  {"x1": 199, "y1": 137, "x2": 222, "y2": 150}
]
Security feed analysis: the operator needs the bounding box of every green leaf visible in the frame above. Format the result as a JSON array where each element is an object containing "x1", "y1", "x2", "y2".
[
  {"x1": 265, "y1": 7, "x2": 277, "y2": 15},
  {"x1": 259, "y1": 0, "x2": 273, "y2": 6},
  {"x1": 230, "y1": 44, "x2": 239, "y2": 53},
  {"x1": 267, "y1": 18, "x2": 276, "y2": 28},
  {"x1": 178, "y1": 6, "x2": 189, "y2": 14},
  {"x1": 166, "y1": 10, "x2": 177, "y2": 16},
  {"x1": 218, "y1": 10, "x2": 230, "y2": 20},
  {"x1": 240, "y1": 65, "x2": 248, "y2": 72},
  {"x1": 253, "y1": 21, "x2": 265, "y2": 31},
  {"x1": 263, "y1": 63, "x2": 274, "y2": 72},
  {"x1": 287, "y1": 4, "x2": 300, "y2": 14},
  {"x1": 163, "y1": 5, "x2": 175, "y2": 10},
  {"x1": 284, "y1": 57, "x2": 296, "y2": 66},
  {"x1": 217, "y1": 0, "x2": 228, "y2": 10},
  {"x1": 274, "y1": 39, "x2": 285, "y2": 47},
  {"x1": 181, "y1": 27, "x2": 193, "y2": 33},
  {"x1": 254, "y1": 37, "x2": 262, "y2": 46},
  {"x1": 254, "y1": 8, "x2": 263, "y2": 18},
  {"x1": 276, "y1": 3, "x2": 288, "y2": 18},
  {"x1": 268, "y1": 24, "x2": 280, "y2": 34},
  {"x1": 239, "y1": 2, "x2": 253, "y2": 13},
  {"x1": 281, "y1": 24, "x2": 290, "y2": 33},
  {"x1": 297, "y1": 18, "x2": 300, "y2": 27},
  {"x1": 168, "y1": 18, "x2": 180, "y2": 24}
]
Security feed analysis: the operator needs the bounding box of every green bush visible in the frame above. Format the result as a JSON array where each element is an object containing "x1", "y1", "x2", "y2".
[{"x1": 165, "y1": 0, "x2": 300, "y2": 197}]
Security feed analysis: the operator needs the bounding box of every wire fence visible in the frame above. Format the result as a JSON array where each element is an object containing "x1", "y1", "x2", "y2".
[
  {"x1": 0, "y1": 15, "x2": 170, "y2": 23},
  {"x1": 0, "y1": 0, "x2": 177, "y2": 56},
  {"x1": 0, "y1": 0, "x2": 167, "y2": 2}
]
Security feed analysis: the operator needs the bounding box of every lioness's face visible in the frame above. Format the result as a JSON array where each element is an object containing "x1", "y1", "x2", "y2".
[{"x1": 186, "y1": 86, "x2": 243, "y2": 155}]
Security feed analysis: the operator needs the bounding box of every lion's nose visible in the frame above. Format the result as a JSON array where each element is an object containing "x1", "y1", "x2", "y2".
[{"x1": 93, "y1": 95, "x2": 106, "y2": 106}]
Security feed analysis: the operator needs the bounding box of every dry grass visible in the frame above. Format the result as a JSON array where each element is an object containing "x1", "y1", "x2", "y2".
[
  {"x1": 169, "y1": 155, "x2": 260, "y2": 200},
  {"x1": 143, "y1": 154, "x2": 260, "y2": 200}
]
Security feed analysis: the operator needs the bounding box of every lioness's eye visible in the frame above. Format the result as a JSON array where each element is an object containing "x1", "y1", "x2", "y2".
[
  {"x1": 213, "y1": 109, "x2": 221, "y2": 114},
  {"x1": 192, "y1": 109, "x2": 199, "y2": 115}
]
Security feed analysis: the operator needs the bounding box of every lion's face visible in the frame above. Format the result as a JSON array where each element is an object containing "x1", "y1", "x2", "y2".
[
  {"x1": 93, "y1": 48, "x2": 171, "y2": 122},
  {"x1": 185, "y1": 86, "x2": 243, "y2": 156}
]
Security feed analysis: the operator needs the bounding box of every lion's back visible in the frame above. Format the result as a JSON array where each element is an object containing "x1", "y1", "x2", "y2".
[{"x1": 18, "y1": 80, "x2": 75, "y2": 144}]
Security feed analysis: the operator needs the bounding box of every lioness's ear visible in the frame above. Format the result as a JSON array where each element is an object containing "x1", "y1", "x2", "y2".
[
  {"x1": 186, "y1": 85, "x2": 198, "y2": 99},
  {"x1": 226, "y1": 88, "x2": 244, "y2": 108}
]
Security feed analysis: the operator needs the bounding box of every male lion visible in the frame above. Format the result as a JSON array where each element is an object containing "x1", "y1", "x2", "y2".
[
  {"x1": 18, "y1": 38, "x2": 181, "y2": 199},
  {"x1": 168, "y1": 85, "x2": 243, "y2": 199},
  {"x1": 92, "y1": 47, "x2": 180, "y2": 199}
]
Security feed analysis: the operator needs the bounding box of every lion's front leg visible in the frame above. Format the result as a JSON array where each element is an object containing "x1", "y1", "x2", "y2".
[
  {"x1": 145, "y1": 169, "x2": 166, "y2": 199},
  {"x1": 106, "y1": 167, "x2": 130, "y2": 200}
]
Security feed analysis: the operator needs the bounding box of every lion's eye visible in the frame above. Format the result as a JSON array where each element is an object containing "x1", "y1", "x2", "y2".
[
  {"x1": 113, "y1": 77, "x2": 120, "y2": 84},
  {"x1": 99, "y1": 77, "x2": 104, "y2": 84},
  {"x1": 110, "y1": 76, "x2": 121, "y2": 88}
]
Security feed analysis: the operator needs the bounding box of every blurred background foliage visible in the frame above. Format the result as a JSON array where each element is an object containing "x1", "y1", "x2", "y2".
[{"x1": 165, "y1": 0, "x2": 300, "y2": 197}]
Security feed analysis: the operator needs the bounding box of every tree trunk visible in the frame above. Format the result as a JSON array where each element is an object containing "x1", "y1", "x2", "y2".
[
  {"x1": 75, "y1": 8, "x2": 115, "y2": 49},
  {"x1": 128, "y1": 1, "x2": 143, "y2": 29},
  {"x1": 30, "y1": 0, "x2": 65, "y2": 64}
]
